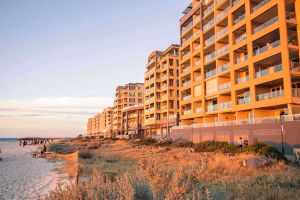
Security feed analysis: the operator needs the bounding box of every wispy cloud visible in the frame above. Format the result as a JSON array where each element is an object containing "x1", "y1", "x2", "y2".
[{"x1": 0, "y1": 97, "x2": 113, "y2": 137}]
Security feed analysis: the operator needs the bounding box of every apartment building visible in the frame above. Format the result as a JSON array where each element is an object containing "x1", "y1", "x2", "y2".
[
  {"x1": 86, "y1": 107, "x2": 113, "y2": 137},
  {"x1": 113, "y1": 83, "x2": 144, "y2": 136},
  {"x1": 178, "y1": 0, "x2": 300, "y2": 127},
  {"x1": 121, "y1": 104, "x2": 144, "y2": 138},
  {"x1": 144, "y1": 44, "x2": 180, "y2": 136}
]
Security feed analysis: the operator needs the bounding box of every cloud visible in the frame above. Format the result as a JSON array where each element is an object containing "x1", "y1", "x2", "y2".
[{"x1": 0, "y1": 96, "x2": 113, "y2": 137}]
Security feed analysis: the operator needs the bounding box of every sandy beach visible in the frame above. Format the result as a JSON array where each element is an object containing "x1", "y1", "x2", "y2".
[{"x1": 0, "y1": 141, "x2": 68, "y2": 200}]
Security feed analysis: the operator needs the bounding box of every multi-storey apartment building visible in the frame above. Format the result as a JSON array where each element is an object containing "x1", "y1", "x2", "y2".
[
  {"x1": 144, "y1": 44, "x2": 180, "y2": 136},
  {"x1": 179, "y1": 0, "x2": 300, "y2": 127},
  {"x1": 86, "y1": 107, "x2": 113, "y2": 137},
  {"x1": 121, "y1": 104, "x2": 144, "y2": 138},
  {"x1": 113, "y1": 83, "x2": 144, "y2": 136}
]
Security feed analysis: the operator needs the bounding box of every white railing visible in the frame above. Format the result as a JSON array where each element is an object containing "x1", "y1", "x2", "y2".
[
  {"x1": 236, "y1": 75, "x2": 249, "y2": 84},
  {"x1": 182, "y1": 80, "x2": 191, "y2": 87},
  {"x1": 216, "y1": 45, "x2": 229, "y2": 56},
  {"x1": 291, "y1": 62, "x2": 300, "y2": 72},
  {"x1": 218, "y1": 63, "x2": 230, "y2": 73},
  {"x1": 203, "y1": 4, "x2": 214, "y2": 17},
  {"x1": 237, "y1": 97, "x2": 250, "y2": 105},
  {"x1": 182, "y1": 36, "x2": 193, "y2": 46},
  {"x1": 205, "y1": 52, "x2": 216, "y2": 63},
  {"x1": 215, "y1": 8, "x2": 229, "y2": 22},
  {"x1": 195, "y1": 108, "x2": 203, "y2": 113},
  {"x1": 183, "y1": 110, "x2": 192, "y2": 115},
  {"x1": 219, "y1": 82, "x2": 231, "y2": 91},
  {"x1": 219, "y1": 101, "x2": 232, "y2": 110},
  {"x1": 216, "y1": 27, "x2": 228, "y2": 39},
  {"x1": 195, "y1": 76, "x2": 202, "y2": 81},
  {"x1": 205, "y1": 69, "x2": 217, "y2": 78},
  {"x1": 182, "y1": 51, "x2": 191, "y2": 60},
  {"x1": 252, "y1": 0, "x2": 271, "y2": 13},
  {"x1": 182, "y1": 21, "x2": 193, "y2": 35},
  {"x1": 236, "y1": 54, "x2": 248, "y2": 64},
  {"x1": 255, "y1": 64, "x2": 282, "y2": 78},
  {"x1": 207, "y1": 87, "x2": 218, "y2": 95},
  {"x1": 254, "y1": 16, "x2": 279, "y2": 33},
  {"x1": 182, "y1": 66, "x2": 191, "y2": 73},
  {"x1": 194, "y1": 60, "x2": 201, "y2": 66},
  {"x1": 205, "y1": 35, "x2": 215, "y2": 46},
  {"x1": 207, "y1": 104, "x2": 218, "y2": 112},
  {"x1": 256, "y1": 90, "x2": 284, "y2": 101},
  {"x1": 203, "y1": 18, "x2": 215, "y2": 32},
  {"x1": 234, "y1": 14, "x2": 245, "y2": 25},
  {"x1": 253, "y1": 40, "x2": 280, "y2": 56},
  {"x1": 182, "y1": 95, "x2": 192, "y2": 101},
  {"x1": 235, "y1": 34, "x2": 247, "y2": 44}
]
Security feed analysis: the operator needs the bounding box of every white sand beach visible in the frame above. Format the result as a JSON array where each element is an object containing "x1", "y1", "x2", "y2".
[{"x1": 0, "y1": 141, "x2": 68, "y2": 200}]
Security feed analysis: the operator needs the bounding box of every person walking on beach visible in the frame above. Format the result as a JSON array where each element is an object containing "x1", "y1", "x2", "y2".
[{"x1": 238, "y1": 137, "x2": 243, "y2": 147}]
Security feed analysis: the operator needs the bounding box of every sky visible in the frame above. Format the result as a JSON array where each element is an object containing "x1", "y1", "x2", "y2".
[{"x1": 0, "y1": 0, "x2": 190, "y2": 138}]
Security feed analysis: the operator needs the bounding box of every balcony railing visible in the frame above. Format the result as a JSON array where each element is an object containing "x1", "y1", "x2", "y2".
[
  {"x1": 194, "y1": 45, "x2": 201, "y2": 51},
  {"x1": 218, "y1": 63, "x2": 230, "y2": 73},
  {"x1": 195, "y1": 108, "x2": 203, "y2": 113},
  {"x1": 219, "y1": 82, "x2": 231, "y2": 91},
  {"x1": 216, "y1": 27, "x2": 228, "y2": 39},
  {"x1": 205, "y1": 52, "x2": 216, "y2": 63},
  {"x1": 253, "y1": 40, "x2": 280, "y2": 56},
  {"x1": 234, "y1": 14, "x2": 245, "y2": 25},
  {"x1": 236, "y1": 54, "x2": 248, "y2": 64},
  {"x1": 237, "y1": 96, "x2": 250, "y2": 105},
  {"x1": 252, "y1": 0, "x2": 271, "y2": 13},
  {"x1": 183, "y1": 110, "x2": 192, "y2": 115},
  {"x1": 256, "y1": 90, "x2": 284, "y2": 101},
  {"x1": 182, "y1": 21, "x2": 193, "y2": 35},
  {"x1": 161, "y1": 95, "x2": 167, "y2": 99},
  {"x1": 215, "y1": 7, "x2": 229, "y2": 22},
  {"x1": 207, "y1": 104, "x2": 218, "y2": 112},
  {"x1": 182, "y1": 80, "x2": 191, "y2": 87},
  {"x1": 203, "y1": 4, "x2": 214, "y2": 17},
  {"x1": 182, "y1": 52, "x2": 191, "y2": 60},
  {"x1": 205, "y1": 35, "x2": 215, "y2": 46},
  {"x1": 182, "y1": 95, "x2": 192, "y2": 101},
  {"x1": 182, "y1": 66, "x2": 191, "y2": 73},
  {"x1": 206, "y1": 87, "x2": 218, "y2": 95},
  {"x1": 182, "y1": 36, "x2": 193, "y2": 47},
  {"x1": 235, "y1": 34, "x2": 247, "y2": 44},
  {"x1": 195, "y1": 76, "x2": 202, "y2": 81},
  {"x1": 292, "y1": 88, "x2": 300, "y2": 97},
  {"x1": 219, "y1": 101, "x2": 232, "y2": 110},
  {"x1": 194, "y1": 60, "x2": 201, "y2": 66},
  {"x1": 216, "y1": 45, "x2": 229, "y2": 56},
  {"x1": 205, "y1": 69, "x2": 217, "y2": 78},
  {"x1": 194, "y1": 15, "x2": 201, "y2": 24},
  {"x1": 255, "y1": 64, "x2": 282, "y2": 78},
  {"x1": 253, "y1": 16, "x2": 279, "y2": 34},
  {"x1": 236, "y1": 75, "x2": 249, "y2": 84},
  {"x1": 233, "y1": 0, "x2": 240, "y2": 6},
  {"x1": 291, "y1": 62, "x2": 300, "y2": 72},
  {"x1": 203, "y1": 19, "x2": 215, "y2": 32},
  {"x1": 145, "y1": 68, "x2": 155, "y2": 76}
]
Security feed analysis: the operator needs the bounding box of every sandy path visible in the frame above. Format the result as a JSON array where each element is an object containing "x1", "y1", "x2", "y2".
[{"x1": 0, "y1": 141, "x2": 67, "y2": 200}]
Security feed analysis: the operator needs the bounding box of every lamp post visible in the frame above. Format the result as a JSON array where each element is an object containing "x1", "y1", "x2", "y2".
[{"x1": 280, "y1": 112, "x2": 286, "y2": 156}]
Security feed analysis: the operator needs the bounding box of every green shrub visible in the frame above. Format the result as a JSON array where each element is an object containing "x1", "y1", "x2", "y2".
[
  {"x1": 79, "y1": 151, "x2": 92, "y2": 159},
  {"x1": 172, "y1": 139, "x2": 194, "y2": 148},
  {"x1": 135, "y1": 138, "x2": 157, "y2": 146},
  {"x1": 193, "y1": 141, "x2": 285, "y2": 160},
  {"x1": 48, "y1": 143, "x2": 74, "y2": 154}
]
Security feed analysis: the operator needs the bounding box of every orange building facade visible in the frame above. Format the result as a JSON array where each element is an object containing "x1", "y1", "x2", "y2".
[
  {"x1": 178, "y1": 0, "x2": 300, "y2": 127},
  {"x1": 144, "y1": 45, "x2": 180, "y2": 137},
  {"x1": 86, "y1": 106, "x2": 113, "y2": 137},
  {"x1": 113, "y1": 83, "x2": 144, "y2": 136},
  {"x1": 121, "y1": 104, "x2": 144, "y2": 138}
]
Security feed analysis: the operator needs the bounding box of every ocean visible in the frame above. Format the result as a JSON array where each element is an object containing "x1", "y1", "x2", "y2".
[{"x1": 0, "y1": 138, "x2": 17, "y2": 142}]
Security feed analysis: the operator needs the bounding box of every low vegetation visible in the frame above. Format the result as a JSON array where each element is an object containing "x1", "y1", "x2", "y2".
[
  {"x1": 47, "y1": 143, "x2": 74, "y2": 154},
  {"x1": 194, "y1": 141, "x2": 285, "y2": 160},
  {"x1": 44, "y1": 139, "x2": 298, "y2": 200}
]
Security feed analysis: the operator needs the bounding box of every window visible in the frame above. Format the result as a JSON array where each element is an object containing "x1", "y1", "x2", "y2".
[{"x1": 169, "y1": 59, "x2": 174, "y2": 66}]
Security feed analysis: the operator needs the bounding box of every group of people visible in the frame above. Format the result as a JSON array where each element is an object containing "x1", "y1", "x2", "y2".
[{"x1": 18, "y1": 138, "x2": 53, "y2": 147}]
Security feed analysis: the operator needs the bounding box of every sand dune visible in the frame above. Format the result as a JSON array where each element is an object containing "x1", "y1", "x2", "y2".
[{"x1": 0, "y1": 141, "x2": 67, "y2": 200}]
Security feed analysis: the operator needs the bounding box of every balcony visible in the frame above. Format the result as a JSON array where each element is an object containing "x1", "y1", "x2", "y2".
[
  {"x1": 217, "y1": 63, "x2": 230, "y2": 73},
  {"x1": 237, "y1": 96, "x2": 250, "y2": 105},
  {"x1": 183, "y1": 110, "x2": 192, "y2": 115},
  {"x1": 255, "y1": 64, "x2": 282, "y2": 78},
  {"x1": 194, "y1": 60, "x2": 201, "y2": 66},
  {"x1": 147, "y1": 59, "x2": 155, "y2": 67},
  {"x1": 207, "y1": 87, "x2": 218, "y2": 95},
  {"x1": 219, "y1": 82, "x2": 231, "y2": 91},
  {"x1": 182, "y1": 80, "x2": 191, "y2": 87},
  {"x1": 219, "y1": 101, "x2": 232, "y2": 110},
  {"x1": 161, "y1": 95, "x2": 167, "y2": 99},
  {"x1": 195, "y1": 76, "x2": 202, "y2": 81},
  {"x1": 252, "y1": 0, "x2": 271, "y2": 13},
  {"x1": 195, "y1": 108, "x2": 203, "y2": 113},
  {"x1": 235, "y1": 34, "x2": 247, "y2": 44},
  {"x1": 253, "y1": 16, "x2": 278, "y2": 34},
  {"x1": 182, "y1": 21, "x2": 193, "y2": 35},
  {"x1": 291, "y1": 62, "x2": 300, "y2": 73},
  {"x1": 256, "y1": 90, "x2": 284, "y2": 101},
  {"x1": 236, "y1": 54, "x2": 248, "y2": 64},
  {"x1": 182, "y1": 94, "x2": 192, "y2": 101},
  {"x1": 215, "y1": 7, "x2": 229, "y2": 22},
  {"x1": 205, "y1": 52, "x2": 216, "y2": 63},
  {"x1": 216, "y1": 45, "x2": 229, "y2": 56},
  {"x1": 236, "y1": 75, "x2": 249, "y2": 84},
  {"x1": 234, "y1": 14, "x2": 245, "y2": 25},
  {"x1": 216, "y1": 27, "x2": 228, "y2": 39},
  {"x1": 253, "y1": 40, "x2": 280, "y2": 56},
  {"x1": 233, "y1": 0, "x2": 240, "y2": 6},
  {"x1": 207, "y1": 104, "x2": 218, "y2": 112},
  {"x1": 145, "y1": 68, "x2": 155, "y2": 76},
  {"x1": 194, "y1": 15, "x2": 201, "y2": 24},
  {"x1": 182, "y1": 52, "x2": 191, "y2": 60},
  {"x1": 205, "y1": 69, "x2": 217, "y2": 78},
  {"x1": 182, "y1": 36, "x2": 193, "y2": 46},
  {"x1": 203, "y1": 19, "x2": 215, "y2": 32},
  {"x1": 203, "y1": 4, "x2": 214, "y2": 17},
  {"x1": 292, "y1": 88, "x2": 300, "y2": 97},
  {"x1": 182, "y1": 66, "x2": 191, "y2": 73},
  {"x1": 205, "y1": 35, "x2": 215, "y2": 46}
]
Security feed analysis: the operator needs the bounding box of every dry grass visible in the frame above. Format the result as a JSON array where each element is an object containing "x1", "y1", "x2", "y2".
[{"x1": 45, "y1": 139, "x2": 300, "y2": 200}]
